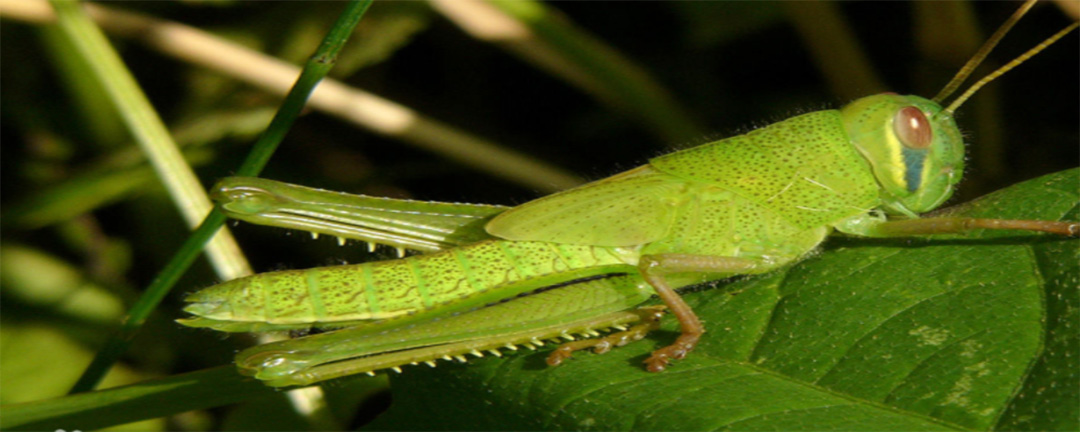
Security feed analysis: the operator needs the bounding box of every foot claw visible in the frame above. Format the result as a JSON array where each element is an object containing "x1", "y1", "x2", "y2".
[
  {"x1": 644, "y1": 334, "x2": 699, "y2": 372},
  {"x1": 645, "y1": 352, "x2": 669, "y2": 372}
]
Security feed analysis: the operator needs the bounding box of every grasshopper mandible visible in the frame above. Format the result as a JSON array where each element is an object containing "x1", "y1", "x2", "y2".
[{"x1": 181, "y1": 2, "x2": 1079, "y2": 387}]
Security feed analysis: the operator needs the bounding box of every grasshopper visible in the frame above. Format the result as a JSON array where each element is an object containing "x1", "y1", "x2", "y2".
[{"x1": 181, "y1": 2, "x2": 1079, "y2": 388}]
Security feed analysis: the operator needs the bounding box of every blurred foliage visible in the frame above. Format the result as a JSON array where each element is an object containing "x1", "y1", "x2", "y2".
[{"x1": 0, "y1": 1, "x2": 1075, "y2": 430}]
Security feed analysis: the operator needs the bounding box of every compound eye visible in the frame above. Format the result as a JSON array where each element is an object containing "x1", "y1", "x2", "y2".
[{"x1": 893, "y1": 106, "x2": 932, "y2": 149}]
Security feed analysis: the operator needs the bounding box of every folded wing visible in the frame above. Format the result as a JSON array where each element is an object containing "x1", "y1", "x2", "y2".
[{"x1": 486, "y1": 166, "x2": 686, "y2": 247}]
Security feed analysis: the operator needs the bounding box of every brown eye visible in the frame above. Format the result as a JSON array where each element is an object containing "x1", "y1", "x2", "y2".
[{"x1": 893, "y1": 106, "x2": 932, "y2": 149}]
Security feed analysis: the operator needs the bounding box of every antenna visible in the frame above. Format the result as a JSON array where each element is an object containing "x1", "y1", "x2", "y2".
[
  {"x1": 945, "y1": 22, "x2": 1078, "y2": 114},
  {"x1": 931, "y1": 0, "x2": 1038, "y2": 104}
]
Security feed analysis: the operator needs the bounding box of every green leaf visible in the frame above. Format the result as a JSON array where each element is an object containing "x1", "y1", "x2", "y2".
[{"x1": 370, "y1": 168, "x2": 1079, "y2": 431}]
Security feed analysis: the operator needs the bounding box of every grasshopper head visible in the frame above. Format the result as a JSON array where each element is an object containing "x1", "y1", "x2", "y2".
[{"x1": 840, "y1": 94, "x2": 965, "y2": 216}]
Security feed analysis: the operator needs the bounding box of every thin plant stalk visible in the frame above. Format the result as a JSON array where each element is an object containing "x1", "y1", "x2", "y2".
[
  {"x1": 66, "y1": 0, "x2": 374, "y2": 395},
  {"x1": 45, "y1": 0, "x2": 251, "y2": 281}
]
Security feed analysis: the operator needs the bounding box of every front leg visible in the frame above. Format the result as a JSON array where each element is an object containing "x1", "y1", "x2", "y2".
[
  {"x1": 638, "y1": 254, "x2": 759, "y2": 371},
  {"x1": 868, "y1": 217, "x2": 1079, "y2": 237}
]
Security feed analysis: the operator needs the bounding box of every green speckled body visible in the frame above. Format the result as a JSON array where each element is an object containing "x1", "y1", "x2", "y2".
[
  {"x1": 645, "y1": 110, "x2": 879, "y2": 266},
  {"x1": 651, "y1": 110, "x2": 879, "y2": 231},
  {"x1": 488, "y1": 110, "x2": 882, "y2": 289}
]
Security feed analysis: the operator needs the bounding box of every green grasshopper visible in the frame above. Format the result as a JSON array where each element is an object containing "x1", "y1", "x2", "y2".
[{"x1": 181, "y1": 3, "x2": 1079, "y2": 388}]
